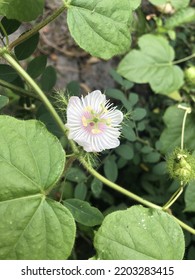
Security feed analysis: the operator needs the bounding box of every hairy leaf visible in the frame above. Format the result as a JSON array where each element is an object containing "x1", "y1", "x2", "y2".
[
  {"x1": 67, "y1": 0, "x2": 132, "y2": 59},
  {"x1": 94, "y1": 205, "x2": 185, "y2": 259},
  {"x1": 0, "y1": 116, "x2": 76, "y2": 259},
  {"x1": 0, "y1": 0, "x2": 44, "y2": 21},
  {"x1": 118, "y1": 34, "x2": 184, "y2": 95}
]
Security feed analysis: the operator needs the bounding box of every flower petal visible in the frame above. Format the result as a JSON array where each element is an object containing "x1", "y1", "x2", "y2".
[
  {"x1": 104, "y1": 109, "x2": 123, "y2": 126},
  {"x1": 82, "y1": 90, "x2": 106, "y2": 112}
]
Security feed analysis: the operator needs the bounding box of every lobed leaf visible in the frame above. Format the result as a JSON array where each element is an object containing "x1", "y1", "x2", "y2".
[
  {"x1": 117, "y1": 34, "x2": 184, "y2": 95},
  {"x1": 0, "y1": 0, "x2": 44, "y2": 21},
  {"x1": 0, "y1": 116, "x2": 76, "y2": 259},
  {"x1": 94, "y1": 205, "x2": 185, "y2": 260},
  {"x1": 67, "y1": 0, "x2": 132, "y2": 59}
]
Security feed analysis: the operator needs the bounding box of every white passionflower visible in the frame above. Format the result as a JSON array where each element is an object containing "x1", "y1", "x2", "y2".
[{"x1": 66, "y1": 90, "x2": 123, "y2": 152}]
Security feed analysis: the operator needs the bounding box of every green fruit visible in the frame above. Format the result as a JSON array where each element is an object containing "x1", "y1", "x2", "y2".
[
  {"x1": 167, "y1": 148, "x2": 195, "y2": 184},
  {"x1": 184, "y1": 66, "x2": 195, "y2": 87}
]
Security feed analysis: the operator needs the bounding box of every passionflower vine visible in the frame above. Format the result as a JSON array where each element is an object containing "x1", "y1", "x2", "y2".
[{"x1": 66, "y1": 90, "x2": 123, "y2": 152}]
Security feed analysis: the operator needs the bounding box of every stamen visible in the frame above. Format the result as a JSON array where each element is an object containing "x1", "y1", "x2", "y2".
[
  {"x1": 82, "y1": 116, "x2": 88, "y2": 127},
  {"x1": 92, "y1": 128, "x2": 102, "y2": 134},
  {"x1": 85, "y1": 106, "x2": 94, "y2": 114}
]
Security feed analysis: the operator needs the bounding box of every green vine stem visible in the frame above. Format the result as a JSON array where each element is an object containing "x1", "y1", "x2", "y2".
[
  {"x1": 162, "y1": 184, "x2": 184, "y2": 210},
  {"x1": 0, "y1": 21, "x2": 9, "y2": 46},
  {"x1": 173, "y1": 216, "x2": 195, "y2": 235},
  {"x1": 1, "y1": 51, "x2": 67, "y2": 134},
  {"x1": 173, "y1": 53, "x2": 195, "y2": 65},
  {"x1": 1, "y1": 50, "x2": 195, "y2": 235},
  {"x1": 8, "y1": 5, "x2": 67, "y2": 50},
  {"x1": 0, "y1": 78, "x2": 38, "y2": 99},
  {"x1": 79, "y1": 155, "x2": 162, "y2": 210}
]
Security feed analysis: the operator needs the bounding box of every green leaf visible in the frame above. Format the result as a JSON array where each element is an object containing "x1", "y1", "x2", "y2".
[
  {"x1": 0, "y1": 0, "x2": 44, "y2": 21},
  {"x1": 104, "y1": 155, "x2": 118, "y2": 182},
  {"x1": 133, "y1": 108, "x2": 147, "y2": 121},
  {"x1": 152, "y1": 162, "x2": 167, "y2": 175},
  {"x1": 160, "y1": 105, "x2": 195, "y2": 154},
  {"x1": 40, "y1": 66, "x2": 57, "y2": 92},
  {"x1": 129, "y1": 93, "x2": 139, "y2": 107},
  {"x1": 60, "y1": 181, "x2": 74, "y2": 200},
  {"x1": 149, "y1": 0, "x2": 166, "y2": 5},
  {"x1": 105, "y1": 88, "x2": 131, "y2": 110},
  {"x1": 129, "y1": 0, "x2": 142, "y2": 10},
  {"x1": 27, "y1": 55, "x2": 47, "y2": 79},
  {"x1": 165, "y1": 8, "x2": 195, "y2": 29},
  {"x1": 66, "y1": 167, "x2": 87, "y2": 183},
  {"x1": 94, "y1": 205, "x2": 185, "y2": 259},
  {"x1": 0, "y1": 95, "x2": 9, "y2": 110},
  {"x1": 63, "y1": 199, "x2": 104, "y2": 226},
  {"x1": 67, "y1": 0, "x2": 132, "y2": 59},
  {"x1": 0, "y1": 197, "x2": 75, "y2": 260},
  {"x1": 74, "y1": 182, "x2": 87, "y2": 200},
  {"x1": 0, "y1": 17, "x2": 21, "y2": 37},
  {"x1": 109, "y1": 69, "x2": 134, "y2": 90},
  {"x1": 170, "y1": 0, "x2": 190, "y2": 9},
  {"x1": 0, "y1": 116, "x2": 76, "y2": 259},
  {"x1": 122, "y1": 121, "x2": 136, "y2": 142},
  {"x1": 116, "y1": 144, "x2": 134, "y2": 160},
  {"x1": 141, "y1": 146, "x2": 154, "y2": 154},
  {"x1": 105, "y1": 89, "x2": 127, "y2": 104},
  {"x1": 14, "y1": 32, "x2": 39, "y2": 60},
  {"x1": 184, "y1": 181, "x2": 195, "y2": 212},
  {"x1": 143, "y1": 152, "x2": 161, "y2": 163},
  {"x1": 118, "y1": 34, "x2": 184, "y2": 95},
  {"x1": 91, "y1": 178, "x2": 103, "y2": 198},
  {"x1": 36, "y1": 104, "x2": 63, "y2": 138},
  {"x1": 137, "y1": 121, "x2": 146, "y2": 131},
  {"x1": 0, "y1": 64, "x2": 18, "y2": 82},
  {"x1": 66, "y1": 81, "x2": 80, "y2": 96}
]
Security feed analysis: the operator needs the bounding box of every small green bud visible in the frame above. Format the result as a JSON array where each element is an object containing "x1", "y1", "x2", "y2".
[
  {"x1": 184, "y1": 66, "x2": 195, "y2": 87},
  {"x1": 167, "y1": 148, "x2": 195, "y2": 184}
]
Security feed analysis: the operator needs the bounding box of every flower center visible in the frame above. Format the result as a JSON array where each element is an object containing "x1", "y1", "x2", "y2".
[{"x1": 82, "y1": 105, "x2": 111, "y2": 134}]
